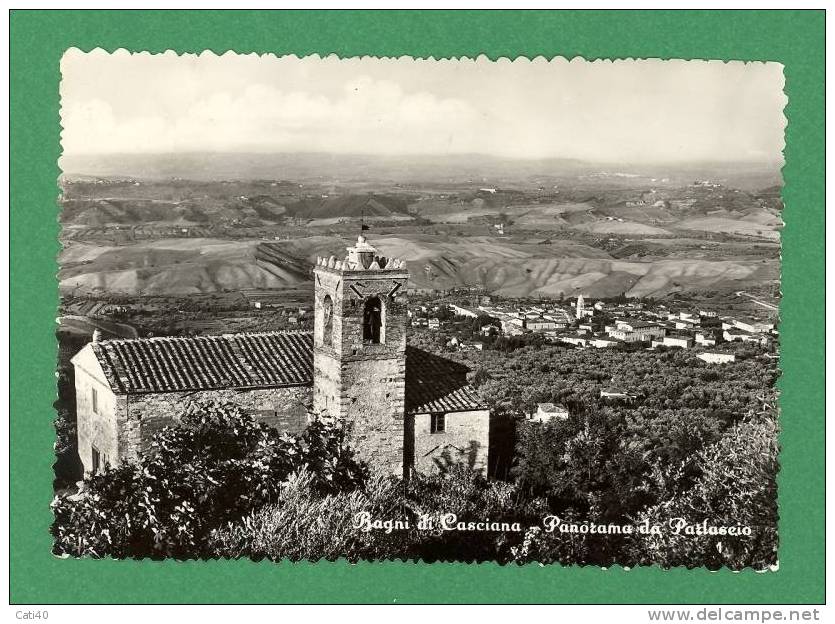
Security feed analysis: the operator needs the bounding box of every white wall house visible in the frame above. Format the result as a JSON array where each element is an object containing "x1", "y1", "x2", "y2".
[
  {"x1": 529, "y1": 403, "x2": 569, "y2": 423},
  {"x1": 697, "y1": 352, "x2": 736, "y2": 365},
  {"x1": 663, "y1": 335, "x2": 694, "y2": 349}
]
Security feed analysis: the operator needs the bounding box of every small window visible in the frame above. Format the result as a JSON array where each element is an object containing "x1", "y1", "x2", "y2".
[
  {"x1": 430, "y1": 413, "x2": 446, "y2": 434},
  {"x1": 91, "y1": 446, "x2": 101, "y2": 474},
  {"x1": 91, "y1": 387, "x2": 99, "y2": 414},
  {"x1": 322, "y1": 295, "x2": 334, "y2": 346}
]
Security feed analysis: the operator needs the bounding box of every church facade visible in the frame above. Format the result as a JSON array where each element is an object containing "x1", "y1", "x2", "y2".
[{"x1": 71, "y1": 235, "x2": 490, "y2": 478}]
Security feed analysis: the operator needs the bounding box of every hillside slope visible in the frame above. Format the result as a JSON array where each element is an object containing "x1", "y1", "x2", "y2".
[{"x1": 60, "y1": 234, "x2": 779, "y2": 299}]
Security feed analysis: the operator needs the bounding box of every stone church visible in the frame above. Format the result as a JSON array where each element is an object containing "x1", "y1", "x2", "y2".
[{"x1": 71, "y1": 234, "x2": 490, "y2": 478}]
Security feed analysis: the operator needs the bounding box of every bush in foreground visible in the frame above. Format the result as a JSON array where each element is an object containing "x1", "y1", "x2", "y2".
[
  {"x1": 52, "y1": 401, "x2": 367, "y2": 559},
  {"x1": 210, "y1": 465, "x2": 550, "y2": 563}
]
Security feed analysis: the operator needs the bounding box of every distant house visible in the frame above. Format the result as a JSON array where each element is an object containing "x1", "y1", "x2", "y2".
[
  {"x1": 724, "y1": 329, "x2": 769, "y2": 345},
  {"x1": 560, "y1": 335, "x2": 589, "y2": 348},
  {"x1": 480, "y1": 322, "x2": 501, "y2": 336},
  {"x1": 499, "y1": 317, "x2": 525, "y2": 336},
  {"x1": 697, "y1": 352, "x2": 736, "y2": 365},
  {"x1": 428, "y1": 318, "x2": 440, "y2": 330},
  {"x1": 607, "y1": 319, "x2": 665, "y2": 343},
  {"x1": 529, "y1": 403, "x2": 569, "y2": 423},
  {"x1": 663, "y1": 335, "x2": 693, "y2": 349},
  {"x1": 695, "y1": 332, "x2": 717, "y2": 346},
  {"x1": 732, "y1": 318, "x2": 775, "y2": 334},
  {"x1": 524, "y1": 316, "x2": 562, "y2": 332},
  {"x1": 600, "y1": 387, "x2": 637, "y2": 401},
  {"x1": 590, "y1": 338, "x2": 619, "y2": 349}
]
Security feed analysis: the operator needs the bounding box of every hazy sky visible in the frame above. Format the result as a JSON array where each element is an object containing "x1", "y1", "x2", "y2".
[{"x1": 60, "y1": 50, "x2": 786, "y2": 163}]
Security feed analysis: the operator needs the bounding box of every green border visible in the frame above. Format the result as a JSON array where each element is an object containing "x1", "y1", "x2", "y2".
[{"x1": 9, "y1": 9, "x2": 825, "y2": 604}]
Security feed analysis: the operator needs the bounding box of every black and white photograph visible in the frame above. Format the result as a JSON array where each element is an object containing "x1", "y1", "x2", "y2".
[{"x1": 53, "y1": 51, "x2": 784, "y2": 569}]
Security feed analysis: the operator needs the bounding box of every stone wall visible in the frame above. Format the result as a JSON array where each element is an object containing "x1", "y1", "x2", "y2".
[
  {"x1": 73, "y1": 346, "x2": 120, "y2": 475},
  {"x1": 312, "y1": 264, "x2": 409, "y2": 476},
  {"x1": 340, "y1": 356, "x2": 407, "y2": 475},
  {"x1": 313, "y1": 266, "x2": 409, "y2": 361},
  {"x1": 116, "y1": 386, "x2": 312, "y2": 465},
  {"x1": 409, "y1": 409, "x2": 490, "y2": 476}
]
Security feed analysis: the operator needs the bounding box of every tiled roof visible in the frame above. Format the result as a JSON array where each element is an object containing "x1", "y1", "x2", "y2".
[
  {"x1": 87, "y1": 332, "x2": 486, "y2": 413},
  {"x1": 405, "y1": 347, "x2": 486, "y2": 414},
  {"x1": 628, "y1": 321, "x2": 659, "y2": 329},
  {"x1": 91, "y1": 331, "x2": 313, "y2": 394},
  {"x1": 404, "y1": 345, "x2": 469, "y2": 379}
]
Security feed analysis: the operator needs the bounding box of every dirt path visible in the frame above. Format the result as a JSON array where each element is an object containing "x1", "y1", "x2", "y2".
[{"x1": 58, "y1": 315, "x2": 139, "y2": 339}]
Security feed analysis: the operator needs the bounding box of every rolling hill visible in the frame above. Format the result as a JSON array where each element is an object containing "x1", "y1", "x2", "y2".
[
  {"x1": 286, "y1": 193, "x2": 411, "y2": 219},
  {"x1": 59, "y1": 239, "x2": 290, "y2": 295},
  {"x1": 60, "y1": 234, "x2": 779, "y2": 299}
]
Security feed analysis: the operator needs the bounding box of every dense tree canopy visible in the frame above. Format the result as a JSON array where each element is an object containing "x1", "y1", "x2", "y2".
[
  {"x1": 52, "y1": 401, "x2": 367, "y2": 559},
  {"x1": 53, "y1": 340, "x2": 780, "y2": 569}
]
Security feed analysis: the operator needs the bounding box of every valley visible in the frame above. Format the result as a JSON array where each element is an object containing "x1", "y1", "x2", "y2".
[{"x1": 58, "y1": 153, "x2": 782, "y2": 302}]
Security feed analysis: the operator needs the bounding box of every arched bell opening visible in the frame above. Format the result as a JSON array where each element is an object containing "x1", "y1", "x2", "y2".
[{"x1": 363, "y1": 296, "x2": 384, "y2": 344}]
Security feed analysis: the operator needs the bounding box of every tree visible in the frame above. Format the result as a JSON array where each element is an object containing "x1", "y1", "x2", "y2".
[
  {"x1": 513, "y1": 403, "x2": 626, "y2": 513},
  {"x1": 629, "y1": 416, "x2": 779, "y2": 570},
  {"x1": 52, "y1": 401, "x2": 368, "y2": 559}
]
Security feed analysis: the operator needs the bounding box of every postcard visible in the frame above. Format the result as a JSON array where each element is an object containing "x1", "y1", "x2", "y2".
[{"x1": 50, "y1": 51, "x2": 786, "y2": 570}]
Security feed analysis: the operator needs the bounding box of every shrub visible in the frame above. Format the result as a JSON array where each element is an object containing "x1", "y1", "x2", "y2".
[
  {"x1": 627, "y1": 417, "x2": 779, "y2": 570},
  {"x1": 52, "y1": 401, "x2": 367, "y2": 559},
  {"x1": 210, "y1": 466, "x2": 550, "y2": 563},
  {"x1": 404, "y1": 465, "x2": 549, "y2": 562},
  {"x1": 209, "y1": 469, "x2": 404, "y2": 562}
]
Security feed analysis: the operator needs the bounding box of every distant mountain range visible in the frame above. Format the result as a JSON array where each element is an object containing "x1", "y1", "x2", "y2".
[{"x1": 59, "y1": 152, "x2": 782, "y2": 191}]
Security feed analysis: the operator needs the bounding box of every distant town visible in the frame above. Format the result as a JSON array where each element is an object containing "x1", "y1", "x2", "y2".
[
  {"x1": 401, "y1": 287, "x2": 778, "y2": 421},
  {"x1": 410, "y1": 290, "x2": 776, "y2": 354}
]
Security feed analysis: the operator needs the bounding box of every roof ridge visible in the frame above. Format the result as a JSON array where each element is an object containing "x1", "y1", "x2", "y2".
[
  {"x1": 87, "y1": 331, "x2": 314, "y2": 394},
  {"x1": 97, "y1": 329, "x2": 313, "y2": 345}
]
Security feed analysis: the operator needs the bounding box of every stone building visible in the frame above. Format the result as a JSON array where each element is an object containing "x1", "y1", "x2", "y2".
[
  {"x1": 72, "y1": 234, "x2": 490, "y2": 478},
  {"x1": 607, "y1": 319, "x2": 666, "y2": 343}
]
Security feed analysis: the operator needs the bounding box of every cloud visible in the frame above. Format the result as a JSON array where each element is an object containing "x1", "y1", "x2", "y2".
[
  {"x1": 59, "y1": 52, "x2": 786, "y2": 162},
  {"x1": 61, "y1": 76, "x2": 481, "y2": 155}
]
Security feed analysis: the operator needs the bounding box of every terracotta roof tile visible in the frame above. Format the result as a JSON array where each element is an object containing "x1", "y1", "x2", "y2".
[
  {"x1": 92, "y1": 331, "x2": 313, "y2": 394},
  {"x1": 404, "y1": 347, "x2": 486, "y2": 414},
  {"x1": 89, "y1": 332, "x2": 486, "y2": 414}
]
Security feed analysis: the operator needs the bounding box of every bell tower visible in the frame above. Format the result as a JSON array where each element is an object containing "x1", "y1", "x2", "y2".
[{"x1": 312, "y1": 234, "x2": 409, "y2": 475}]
